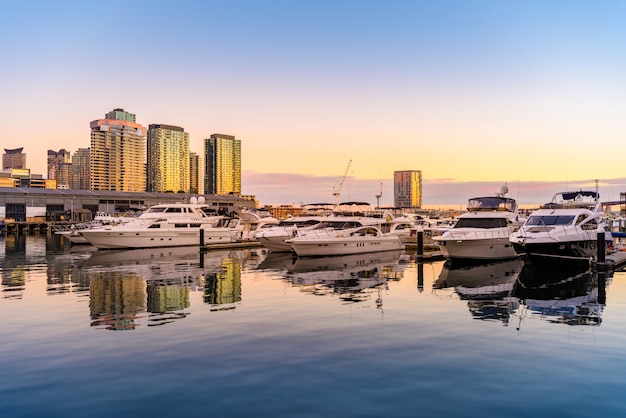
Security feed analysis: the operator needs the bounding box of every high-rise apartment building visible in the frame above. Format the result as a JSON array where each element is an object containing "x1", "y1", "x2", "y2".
[
  {"x1": 189, "y1": 152, "x2": 200, "y2": 194},
  {"x1": 47, "y1": 149, "x2": 72, "y2": 189},
  {"x1": 3, "y1": 148, "x2": 26, "y2": 170},
  {"x1": 394, "y1": 170, "x2": 422, "y2": 208},
  {"x1": 72, "y1": 148, "x2": 90, "y2": 190},
  {"x1": 90, "y1": 108, "x2": 146, "y2": 192},
  {"x1": 204, "y1": 134, "x2": 241, "y2": 196},
  {"x1": 147, "y1": 124, "x2": 190, "y2": 193}
]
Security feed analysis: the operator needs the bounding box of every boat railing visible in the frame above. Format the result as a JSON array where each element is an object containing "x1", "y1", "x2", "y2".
[{"x1": 444, "y1": 229, "x2": 513, "y2": 240}]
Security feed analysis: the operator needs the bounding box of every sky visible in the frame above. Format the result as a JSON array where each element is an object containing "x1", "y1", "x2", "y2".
[{"x1": 1, "y1": 0, "x2": 626, "y2": 208}]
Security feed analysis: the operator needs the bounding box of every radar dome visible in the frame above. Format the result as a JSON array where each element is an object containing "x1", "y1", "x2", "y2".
[{"x1": 190, "y1": 197, "x2": 198, "y2": 204}]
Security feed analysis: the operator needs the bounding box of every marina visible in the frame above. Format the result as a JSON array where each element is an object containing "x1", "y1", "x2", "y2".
[{"x1": 1, "y1": 234, "x2": 626, "y2": 417}]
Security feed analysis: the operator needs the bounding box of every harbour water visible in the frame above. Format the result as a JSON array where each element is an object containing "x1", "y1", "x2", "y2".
[{"x1": 1, "y1": 234, "x2": 626, "y2": 417}]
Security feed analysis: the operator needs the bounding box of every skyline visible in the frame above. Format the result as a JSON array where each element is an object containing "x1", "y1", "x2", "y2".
[{"x1": 1, "y1": 1, "x2": 626, "y2": 207}]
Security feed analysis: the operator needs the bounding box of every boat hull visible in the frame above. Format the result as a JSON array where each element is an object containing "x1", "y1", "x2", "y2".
[
  {"x1": 287, "y1": 236, "x2": 403, "y2": 257},
  {"x1": 511, "y1": 240, "x2": 598, "y2": 265},
  {"x1": 436, "y1": 236, "x2": 518, "y2": 260},
  {"x1": 80, "y1": 227, "x2": 237, "y2": 250},
  {"x1": 256, "y1": 234, "x2": 293, "y2": 252}
]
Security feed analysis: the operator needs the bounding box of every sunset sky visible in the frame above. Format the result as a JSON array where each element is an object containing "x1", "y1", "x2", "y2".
[{"x1": 1, "y1": 0, "x2": 625, "y2": 208}]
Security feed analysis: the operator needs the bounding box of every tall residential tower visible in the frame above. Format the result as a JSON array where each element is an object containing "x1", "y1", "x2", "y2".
[
  {"x1": 3, "y1": 148, "x2": 26, "y2": 170},
  {"x1": 47, "y1": 149, "x2": 71, "y2": 189},
  {"x1": 394, "y1": 170, "x2": 422, "y2": 208},
  {"x1": 90, "y1": 108, "x2": 146, "y2": 192},
  {"x1": 204, "y1": 134, "x2": 241, "y2": 196},
  {"x1": 189, "y1": 152, "x2": 200, "y2": 194},
  {"x1": 147, "y1": 124, "x2": 190, "y2": 193},
  {"x1": 71, "y1": 148, "x2": 90, "y2": 190}
]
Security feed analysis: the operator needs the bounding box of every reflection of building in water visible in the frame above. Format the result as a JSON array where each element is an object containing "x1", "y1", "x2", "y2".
[
  {"x1": 1, "y1": 266, "x2": 26, "y2": 299},
  {"x1": 204, "y1": 257, "x2": 242, "y2": 306},
  {"x1": 46, "y1": 252, "x2": 94, "y2": 295},
  {"x1": 90, "y1": 272, "x2": 145, "y2": 331},
  {"x1": 147, "y1": 282, "x2": 190, "y2": 313}
]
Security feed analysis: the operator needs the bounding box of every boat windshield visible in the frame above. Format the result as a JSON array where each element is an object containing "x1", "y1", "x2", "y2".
[
  {"x1": 278, "y1": 219, "x2": 320, "y2": 227},
  {"x1": 526, "y1": 215, "x2": 575, "y2": 226},
  {"x1": 145, "y1": 207, "x2": 167, "y2": 213},
  {"x1": 314, "y1": 221, "x2": 362, "y2": 230},
  {"x1": 454, "y1": 218, "x2": 509, "y2": 228},
  {"x1": 467, "y1": 197, "x2": 516, "y2": 212}
]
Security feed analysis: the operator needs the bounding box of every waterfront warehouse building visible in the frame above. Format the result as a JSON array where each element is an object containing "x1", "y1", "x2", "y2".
[
  {"x1": 0, "y1": 188, "x2": 255, "y2": 224},
  {"x1": 204, "y1": 134, "x2": 241, "y2": 196},
  {"x1": 90, "y1": 109, "x2": 146, "y2": 192},
  {"x1": 394, "y1": 170, "x2": 422, "y2": 209},
  {"x1": 147, "y1": 124, "x2": 190, "y2": 193}
]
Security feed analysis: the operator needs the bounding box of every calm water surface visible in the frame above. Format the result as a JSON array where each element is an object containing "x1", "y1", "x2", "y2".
[{"x1": 1, "y1": 234, "x2": 625, "y2": 417}]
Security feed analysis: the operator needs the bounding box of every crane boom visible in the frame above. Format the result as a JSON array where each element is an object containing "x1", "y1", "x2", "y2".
[{"x1": 332, "y1": 159, "x2": 352, "y2": 206}]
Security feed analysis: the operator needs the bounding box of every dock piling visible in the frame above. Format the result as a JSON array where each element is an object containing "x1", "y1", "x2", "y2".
[{"x1": 415, "y1": 225, "x2": 424, "y2": 262}]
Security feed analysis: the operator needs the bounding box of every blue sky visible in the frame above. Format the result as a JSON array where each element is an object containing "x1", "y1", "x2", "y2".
[{"x1": 1, "y1": 1, "x2": 626, "y2": 207}]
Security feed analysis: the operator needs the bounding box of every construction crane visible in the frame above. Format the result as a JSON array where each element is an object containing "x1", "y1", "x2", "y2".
[{"x1": 332, "y1": 159, "x2": 352, "y2": 207}]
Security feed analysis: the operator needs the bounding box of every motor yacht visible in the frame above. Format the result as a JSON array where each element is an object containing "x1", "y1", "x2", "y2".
[
  {"x1": 285, "y1": 216, "x2": 403, "y2": 257},
  {"x1": 433, "y1": 185, "x2": 522, "y2": 261},
  {"x1": 238, "y1": 208, "x2": 280, "y2": 241},
  {"x1": 256, "y1": 215, "x2": 326, "y2": 252},
  {"x1": 79, "y1": 197, "x2": 236, "y2": 249},
  {"x1": 509, "y1": 190, "x2": 606, "y2": 264},
  {"x1": 55, "y1": 212, "x2": 135, "y2": 244}
]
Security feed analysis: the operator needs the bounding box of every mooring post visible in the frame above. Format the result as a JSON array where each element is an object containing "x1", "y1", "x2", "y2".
[
  {"x1": 597, "y1": 231, "x2": 605, "y2": 263},
  {"x1": 417, "y1": 262, "x2": 424, "y2": 292},
  {"x1": 416, "y1": 224, "x2": 424, "y2": 262},
  {"x1": 598, "y1": 270, "x2": 607, "y2": 305},
  {"x1": 200, "y1": 228, "x2": 205, "y2": 247}
]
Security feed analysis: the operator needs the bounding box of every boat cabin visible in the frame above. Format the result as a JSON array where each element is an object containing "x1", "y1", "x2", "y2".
[{"x1": 467, "y1": 197, "x2": 517, "y2": 212}]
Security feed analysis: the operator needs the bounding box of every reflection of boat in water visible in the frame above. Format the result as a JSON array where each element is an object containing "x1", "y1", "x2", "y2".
[
  {"x1": 285, "y1": 250, "x2": 404, "y2": 303},
  {"x1": 84, "y1": 246, "x2": 231, "y2": 283},
  {"x1": 85, "y1": 246, "x2": 203, "y2": 267},
  {"x1": 290, "y1": 250, "x2": 402, "y2": 275},
  {"x1": 435, "y1": 259, "x2": 522, "y2": 324},
  {"x1": 256, "y1": 251, "x2": 297, "y2": 271},
  {"x1": 515, "y1": 263, "x2": 605, "y2": 325},
  {"x1": 435, "y1": 259, "x2": 522, "y2": 296}
]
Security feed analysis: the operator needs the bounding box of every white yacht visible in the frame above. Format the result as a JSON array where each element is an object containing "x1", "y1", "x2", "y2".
[
  {"x1": 433, "y1": 185, "x2": 522, "y2": 261},
  {"x1": 509, "y1": 190, "x2": 605, "y2": 264},
  {"x1": 379, "y1": 214, "x2": 419, "y2": 244},
  {"x1": 238, "y1": 208, "x2": 280, "y2": 241},
  {"x1": 79, "y1": 197, "x2": 235, "y2": 249},
  {"x1": 256, "y1": 215, "x2": 326, "y2": 252},
  {"x1": 285, "y1": 216, "x2": 403, "y2": 257},
  {"x1": 55, "y1": 212, "x2": 133, "y2": 244}
]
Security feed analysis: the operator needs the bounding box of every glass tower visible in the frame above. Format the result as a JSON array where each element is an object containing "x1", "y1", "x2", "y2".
[
  {"x1": 394, "y1": 170, "x2": 422, "y2": 208},
  {"x1": 204, "y1": 134, "x2": 241, "y2": 196},
  {"x1": 147, "y1": 124, "x2": 190, "y2": 193}
]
